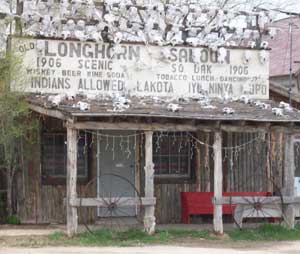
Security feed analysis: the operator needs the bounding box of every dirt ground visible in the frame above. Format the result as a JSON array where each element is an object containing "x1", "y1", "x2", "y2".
[
  {"x1": 1, "y1": 242, "x2": 300, "y2": 254},
  {"x1": 0, "y1": 224, "x2": 300, "y2": 254},
  {"x1": 0, "y1": 235, "x2": 300, "y2": 254}
]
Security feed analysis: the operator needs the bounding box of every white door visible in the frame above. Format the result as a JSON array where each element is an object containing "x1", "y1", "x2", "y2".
[{"x1": 97, "y1": 130, "x2": 136, "y2": 217}]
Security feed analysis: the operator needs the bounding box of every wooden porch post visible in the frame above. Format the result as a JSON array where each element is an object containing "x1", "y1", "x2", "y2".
[
  {"x1": 66, "y1": 127, "x2": 78, "y2": 237},
  {"x1": 144, "y1": 131, "x2": 156, "y2": 235},
  {"x1": 283, "y1": 133, "x2": 295, "y2": 229},
  {"x1": 213, "y1": 131, "x2": 223, "y2": 234}
]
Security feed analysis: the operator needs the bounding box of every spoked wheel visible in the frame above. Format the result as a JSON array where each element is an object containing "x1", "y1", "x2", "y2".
[
  {"x1": 80, "y1": 173, "x2": 143, "y2": 234},
  {"x1": 229, "y1": 173, "x2": 285, "y2": 229}
]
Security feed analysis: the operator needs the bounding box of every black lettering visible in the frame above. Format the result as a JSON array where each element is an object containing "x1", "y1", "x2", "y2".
[
  {"x1": 83, "y1": 43, "x2": 93, "y2": 58},
  {"x1": 44, "y1": 41, "x2": 56, "y2": 57},
  {"x1": 69, "y1": 42, "x2": 82, "y2": 57},
  {"x1": 58, "y1": 42, "x2": 68, "y2": 57},
  {"x1": 169, "y1": 48, "x2": 177, "y2": 62}
]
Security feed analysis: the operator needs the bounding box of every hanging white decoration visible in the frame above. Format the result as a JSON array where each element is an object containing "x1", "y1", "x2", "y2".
[
  {"x1": 272, "y1": 107, "x2": 284, "y2": 117},
  {"x1": 167, "y1": 103, "x2": 182, "y2": 112},
  {"x1": 279, "y1": 101, "x2": 293, "y2": 112},
  {"x1": 0, "y1": 0, "x2": 11, "y2": 15},
  {"x1": 222, "y1": 107, "x2": 235, "y2": 115},
  {"x1": 5, "y1": 0, "x2": 276, "y2": 51}
]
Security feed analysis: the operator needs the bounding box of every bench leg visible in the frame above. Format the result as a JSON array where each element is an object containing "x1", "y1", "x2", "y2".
[
  {"x1": 234, "y1": 205, "x2": 244, "y2": 229},
  {"x1": 182, "y1": 212, "x2": 190, "y2": 224}
]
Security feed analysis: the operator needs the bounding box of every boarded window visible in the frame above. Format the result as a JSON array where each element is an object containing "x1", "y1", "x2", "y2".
[
  {"x1": 153, "y1": 132, "x2": 193, "y2": 178},
  {"x1": 42, "y1": 132, "x2": 89, "y2": 184}
]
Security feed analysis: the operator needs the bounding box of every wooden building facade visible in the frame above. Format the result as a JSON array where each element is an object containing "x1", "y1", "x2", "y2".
[
  {"x1": 2, "y1": 0, "x2": 300, "y2": 237},
  {"x1": 9, "y1": 94, "x2": 300, "y2": 235}
]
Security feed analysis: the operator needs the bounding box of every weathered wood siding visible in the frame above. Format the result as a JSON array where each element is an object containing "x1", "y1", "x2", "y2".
[
  {"x1": 222, "y1": 132, "x2": 269, "y2": 192},
  {"x1": 154, "y1": 130, "x2": 288, "y2": 224},
  {"x1": 155, "y1": 183, "x2": 197, "y2": 224},
  {"x1": 16, "y1": 145, "x2": 97, "y2": 224},
  {"x1": 15, "y1": 118, "x2": 97, "y2": 224},
  {"x1": 14, "y1": 120, "x2": 290, "y2": 225}
]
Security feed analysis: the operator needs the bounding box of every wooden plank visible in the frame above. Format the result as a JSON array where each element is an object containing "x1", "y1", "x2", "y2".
[
  {"x1": 67, "y1": 121, "x2": 199, "y2": 132},
  {"x1": 144, "y1": 131, "x2": 156, "y2": 235},
  {"x1": 135, "y1": 131, "x2": 141, "y2": 226},
  {"x1": 213, "y1": 131, "x2": 223, "y2": 234},
  {"x1": 283, "y1": 134, "x2": 296, "y2": 229},
  {"x1": 68, "y1": 121, "x2": 271, "y2": 133},
  {"x1": 195, "y1": 131, "x2": 201, "y2": 192},
  {"x1": 204, "y1": 133, "x2": 211, "y2": 192},
  {"x1": 246, "y1": 133, "x2": 250, "y2": 192},
  {"x1": 283, "y1": 135, "x2": 295, "y2": 195},
  {"x1": 241, "y1": 133, "x2": 246, "y2": 191},
  {"x1": 66, "y1": 128, "x2": 78, "y2": 237},
  {"x1": 69, "y1": 197, "x2": 156, "y2": 207},
  {"x1": 266, "y1": 133, "x2": 272, "y2": 192},
  {"x1": 222, "y1": 132, "x2": 228, "y2": 192},
  {"x1": 228, "y1": 132, "x2": 233, "y2": 192},
  {"x1": 29, "y1": 104, "x2": 72, "y2": 121},
  {"x1": 135, "y1": 133, "x2": 141, "y2": 195},
  {"x1": 221, "y1": 125, "x2": 268, "y2": 133}
]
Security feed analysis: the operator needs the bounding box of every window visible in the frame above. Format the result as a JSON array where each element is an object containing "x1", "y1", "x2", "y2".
[
  {"x1": 42, "y1": 132, "x2": 89, "y2": 184},
  {"x1": 153, "y1": 132, "x2": 194, "y2": 178}
]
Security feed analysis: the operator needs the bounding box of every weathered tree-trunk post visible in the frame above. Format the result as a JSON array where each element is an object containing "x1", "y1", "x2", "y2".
[
  {"x1": 213, "y1": 131, "x2": 223, "y2": 234},
  {"x1": 144, "y1": 131, "x2": 156, "y2": 235},
  {"x1": 66, "y1": 127, "x2": 78, "y2": 237},
  {"x1": 283, "y1": 133, "x2": 295, "y2": 229}
]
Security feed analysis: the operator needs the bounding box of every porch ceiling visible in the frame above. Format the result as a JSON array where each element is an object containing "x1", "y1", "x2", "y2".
[{"x1": 26, "y1": 94, "x2": 300, "y2": 124}]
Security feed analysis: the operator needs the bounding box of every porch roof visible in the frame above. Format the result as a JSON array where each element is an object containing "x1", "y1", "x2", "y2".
[{"x1": 26, "y1": 94, "x2": 300, "y2": 123}]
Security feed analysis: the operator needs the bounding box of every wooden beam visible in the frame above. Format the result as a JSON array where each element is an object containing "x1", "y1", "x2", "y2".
[
  {"x1": 67, "y1": 121, "x2": 199, "y2": 132},
  {"x1": 195, "y1": 131, "x2": 202, "y2": 192},
  {"x1": 144, "y1": 131, "x2": 156, "y2": 235},
  {"x1": 67, "y1": 121, "x2": 273, "y2": 133},
  {"x1": 213, "y1": 132, "x2": 223, "y2": 235},
  {"x1": 69, "y1": 197, "x2": 156, "y2": 207},
  {"x1": 283, "y1": 134, "x2": 296, "y2": 229},
  {"x1": 220, "y1": 124, "x2": 269, "y2": 133},
  {"x1": 66, "y1": 128, "x2": 78, "y2": 237},
  {"x1": 29, "y1": 103, "x2": 72, "y2": 121},
  {"x1": 135, "y1": 133, "x2": 141, "y2": 200}
]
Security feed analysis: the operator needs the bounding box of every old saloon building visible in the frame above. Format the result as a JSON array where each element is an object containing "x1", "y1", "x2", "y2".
[
  {"x1": 4, "y1": 1, "x2": 300, "y2": 236},
  {"x1": 11, "y1": 36, "x2": 300, "y2": 236}
]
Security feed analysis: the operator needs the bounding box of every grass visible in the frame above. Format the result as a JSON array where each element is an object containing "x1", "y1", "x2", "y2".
[
  {"x1": 48, "y1": 231, "x2": 65, "y2": 241},
  {"x1": 48, "y1": 228, "x2": 213, "y2": 247},
  {"x1": 45, "y1": 224, "x2": 300, "y2": 247},
  {"x1": 228, "y1": 224, "x2": 300, "y2": 241},
  {"x1": 6, "y1": 215, "x2": 21, "y2": 225}
]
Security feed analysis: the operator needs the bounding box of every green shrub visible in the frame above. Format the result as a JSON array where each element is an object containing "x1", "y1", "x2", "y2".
[
  {"x1": 49, "y1": 231, "x2": 65, "y2": 241},
  {"x1": 6, "y1": 215, "x2": 21, "y2": 225}
]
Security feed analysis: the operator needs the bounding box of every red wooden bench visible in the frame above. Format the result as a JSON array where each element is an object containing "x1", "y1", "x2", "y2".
[{"x1": 181, "y1": 192, "x2": 271, "y2": 224}]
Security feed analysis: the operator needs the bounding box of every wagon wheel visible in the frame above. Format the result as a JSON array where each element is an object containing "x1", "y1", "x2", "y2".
[
  {"x1": 80, "y1": 173, "x2": 143, "y2": 234},
  {"x1": 228, "y1": 173, "x2": 285, "y2": 230}
]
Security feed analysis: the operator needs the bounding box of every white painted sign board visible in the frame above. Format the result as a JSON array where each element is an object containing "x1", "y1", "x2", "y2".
[{"x1": 12, "y1": 37, "x2": 269, "y2": 99}]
